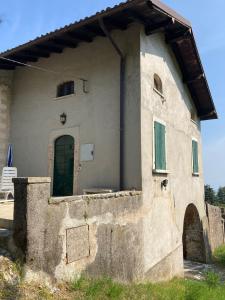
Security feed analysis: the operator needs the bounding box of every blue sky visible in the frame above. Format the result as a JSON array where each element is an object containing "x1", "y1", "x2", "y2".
[{"x1": 0, "y1": 1, "x2": 224, "y2": 189}]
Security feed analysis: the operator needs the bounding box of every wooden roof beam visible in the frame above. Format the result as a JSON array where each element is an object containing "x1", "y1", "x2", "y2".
[
  {"x1": 68, "y1": 31, "x2": 93, "y2": 43},
  {"x1": 36, "y1": 44, "x2": 63, "y2": 54},
  {"x1": 123, "y1": 9, "x2": 149, "y2": 26},
  {"x1": 184, "y1": 73, "x2": 205, "y2": 84},
  {"x1": 166, "y1": 29, "x2": 192, "y2": 44},
  {"x1": 9, "y1": 55, "x2": 38, "y2": 63},
  {"x1": 41, "y1": 40, "x2": 67, "y2": 51},
  {"x1": 0, "y1": 64, "x2": 15, "y2": 70},
  {"x1": 145, "y1": 18, "x2": 175, "y2": 35},
  {"x1": 199, "y1": 110, "x2": 217, "y2": 120},
  {"x1": 103, "y1": 17, "x2": 128, "y2": 30},
  {"x1": 53, "y1": 37, "x2": 78, "y2": 48},
  {"x1": 83, "y1": 25, "x2": 106, "y2": 37},
  {"x1": 22, "y1": 49, "x2": 50, "y2": 58},
  {"x1": 0, "y1": 58, "x2": 22, "y2": 67}
]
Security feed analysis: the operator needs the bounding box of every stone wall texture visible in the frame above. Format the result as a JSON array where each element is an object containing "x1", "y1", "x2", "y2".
[
  {"x1": 207, "y1": 203, "x2": 225, "y2": 253},
  {"x1": 12, "y1": 178, "x2": 225, "y2": 283},
  {"x1": 13, "y1": 178, "x2": 145, "y2": 282}
]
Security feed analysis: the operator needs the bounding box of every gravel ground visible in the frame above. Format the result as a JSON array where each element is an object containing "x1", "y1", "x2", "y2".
[{"x1": 184, "y1": 260, "x2": 225, "y2": 281}]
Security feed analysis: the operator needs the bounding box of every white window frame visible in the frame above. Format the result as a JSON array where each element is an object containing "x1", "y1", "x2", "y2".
[
  {"x1": 192, "y1": 137, "x2": 200, "y2": 176},
  {"x1": 152, "y1": 117, "x2": 169, "y2": 174}
]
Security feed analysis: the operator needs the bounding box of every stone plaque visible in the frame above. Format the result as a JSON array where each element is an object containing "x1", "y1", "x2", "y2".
[{"x1": 66, "y1": 225, "x2": 90, "y2": 263}]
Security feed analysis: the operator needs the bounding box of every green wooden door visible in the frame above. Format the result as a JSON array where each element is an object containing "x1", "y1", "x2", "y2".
[{"x1": 53, "y1": 135, "x2": 74, "y2": 197}]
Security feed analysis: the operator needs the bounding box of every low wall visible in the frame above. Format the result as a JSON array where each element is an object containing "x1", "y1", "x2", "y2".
[
  {"x1": 13, "y1": 177, "x2": 144, "y2": 282},
  {"x1": 12, "y1": 177, "x2": 222, "y2": 283},
  {"x1": 207, "y1": 203, "x2": 225, "y2": 253}
]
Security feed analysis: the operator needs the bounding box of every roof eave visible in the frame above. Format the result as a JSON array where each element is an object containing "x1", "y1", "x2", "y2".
[{"x1": 0, "y1": 0, "x2": 217, "y2": 122}]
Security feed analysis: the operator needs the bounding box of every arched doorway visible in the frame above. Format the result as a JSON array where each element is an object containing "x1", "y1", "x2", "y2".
[
  {"x1": 53, "y1": 135, "x2": 74, "y2": 197},
  {"x1": 183, "y1": 204, "x2": 206, "y2": 262}
]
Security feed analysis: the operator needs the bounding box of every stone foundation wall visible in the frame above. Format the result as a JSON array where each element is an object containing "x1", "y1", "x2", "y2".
[{"x1": 207, "y1": 203, "x2": 225, "y2": 253}]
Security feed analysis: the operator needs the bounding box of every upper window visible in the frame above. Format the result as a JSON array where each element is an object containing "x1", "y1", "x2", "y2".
[
  {"x1": 154, "y1": 74, "x2": 163, "y2": 94},
  {"x1": 192, "y1": 139, "x2": 199, "y2": 175},
  {"x1": 154, "y1": 121, "x2": 166, "y2": 171},
  {"x1": 57, "y1": 81, "x2": 74, "y2": 98}
]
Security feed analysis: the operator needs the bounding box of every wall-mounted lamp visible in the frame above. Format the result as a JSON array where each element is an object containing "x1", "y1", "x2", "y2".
[
  {"x1": 161, "y1": 179, "x2": 168, "y2": 190},
  {"x1": 60, "y1": 112, "x2": 67, "y2": 125}
]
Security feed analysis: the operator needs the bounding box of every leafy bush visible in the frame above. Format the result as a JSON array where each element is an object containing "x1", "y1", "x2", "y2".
[{"x1": 213, "y1": 245, "x2": 225, "y2": 266}]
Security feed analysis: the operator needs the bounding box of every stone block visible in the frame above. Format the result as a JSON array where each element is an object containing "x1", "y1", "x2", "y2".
[{"x1": 66, "y1": 225, "x2": 90, "y2": 263}]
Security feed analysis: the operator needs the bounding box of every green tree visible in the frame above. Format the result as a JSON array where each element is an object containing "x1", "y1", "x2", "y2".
[
  {"x1": 204, "y1": 184, "x2": 217, "y2": 204},
  {"x1": 217, "y1": 187, "x2": 225, "y2": 204}
]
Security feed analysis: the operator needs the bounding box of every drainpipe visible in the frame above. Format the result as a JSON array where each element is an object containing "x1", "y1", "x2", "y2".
[{"x1": 98, "y1": 19, "x2": 126, "y2": 191}]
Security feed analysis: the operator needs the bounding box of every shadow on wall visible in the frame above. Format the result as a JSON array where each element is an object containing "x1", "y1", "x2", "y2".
[
  {"x1": 141, "y1": 33, "x2": 195, "y2": 117},
  {"x1": 182, "y1": 203, "x2": 208, "y2": 263}
]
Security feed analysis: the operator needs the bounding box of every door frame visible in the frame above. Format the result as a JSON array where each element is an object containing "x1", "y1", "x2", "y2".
[{"x1": 48, "y1": 126, "x2": 80, "y2": 196}]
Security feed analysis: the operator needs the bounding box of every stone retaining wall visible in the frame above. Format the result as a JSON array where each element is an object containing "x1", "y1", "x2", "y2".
[
  {"x1": 13, "y1": 177, "x2": 144, "y2": 282},
  {"x1": 12, "y1": 177, "x2": 224, "y2": 283},
  {"x1": 207, "y1": 203, "x2": 225, "y2": 253}
]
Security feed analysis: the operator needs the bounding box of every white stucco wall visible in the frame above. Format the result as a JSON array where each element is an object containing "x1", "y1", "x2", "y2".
[
  {"x1": 10, "y1": 24, "x2": 142, "y2": 194},
  {"x1": 140, "y1": 31, "x2": 207, "y2": 274},
  {"x1": 0, "y1": 71, "x2": 13, "y2": 172},
  {"x1": 2, "y1": 24, "x2": 211, "y2": 280}
]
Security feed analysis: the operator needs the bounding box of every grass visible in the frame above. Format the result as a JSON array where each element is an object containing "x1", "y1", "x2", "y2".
[
  {"x1": 68, "y1": 276, "x2": 225, "y2": 300},
  {"x1": 1, "y1": 258, "x2": 225, "y2": 299},
  {"x1": 1, "y1": 276, "x2": 225, "y2": 299},
  {"x1": 213, "y1": 244, "x2": 225, "y2": 266}
]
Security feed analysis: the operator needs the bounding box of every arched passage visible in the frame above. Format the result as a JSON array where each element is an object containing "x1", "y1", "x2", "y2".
[
  {"x1": 183, "y1": 204, "x2": 206, "y2": 262},
  {"x1": 53, "y1": 135, "x2": 74, "y2": 197}
]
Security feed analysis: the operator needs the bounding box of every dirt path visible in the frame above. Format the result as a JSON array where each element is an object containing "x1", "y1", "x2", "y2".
[{"x1": 184, "y1": 260, "x2": 225, "y2": 281}]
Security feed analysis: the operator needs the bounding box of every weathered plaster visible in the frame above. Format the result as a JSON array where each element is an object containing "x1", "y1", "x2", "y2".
[
  {"x1": 10, "y1": 24, "x2": 142, "y2": 192},
  {"x1": 140, "y1": 30, "x2": 207, "y2": 275},
  {"x1": 0, "y1": 71, "x2": 13, "y2": 171}
]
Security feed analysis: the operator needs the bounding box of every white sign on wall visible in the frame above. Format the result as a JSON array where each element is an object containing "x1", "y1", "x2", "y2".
[{"x1": 80, "y1": 144, "x2": 94, "y2": 161}]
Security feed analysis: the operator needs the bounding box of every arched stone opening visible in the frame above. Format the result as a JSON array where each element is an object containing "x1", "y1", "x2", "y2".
[{"x1": 183, "y1": 204, "x2": 206, "y2": 262}]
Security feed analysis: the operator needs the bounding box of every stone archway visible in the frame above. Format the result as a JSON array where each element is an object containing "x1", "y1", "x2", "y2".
[{"x1": 183, "y1": 204, "x2": 206, "y2": 262}]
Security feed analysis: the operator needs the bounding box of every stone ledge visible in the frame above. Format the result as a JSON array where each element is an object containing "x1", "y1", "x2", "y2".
[
  {"x1": 13, "y1": 177, "x2": 51, "y2": 184},
  {"x1": 50, "y1": 190, "x2": 142, "y2": 204}
]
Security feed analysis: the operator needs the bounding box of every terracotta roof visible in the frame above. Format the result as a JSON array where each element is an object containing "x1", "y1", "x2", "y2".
[{"x1": 0, "y1": 0, "x2": 217, "y2": 120}]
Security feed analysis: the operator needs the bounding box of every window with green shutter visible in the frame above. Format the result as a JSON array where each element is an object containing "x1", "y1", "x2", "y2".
[
  {"x1": 192, "y1": 140, "x2": 199, "y2": 174},
  {"x1": 154, "y1": 121, "x2": 166, "y2": 171}
]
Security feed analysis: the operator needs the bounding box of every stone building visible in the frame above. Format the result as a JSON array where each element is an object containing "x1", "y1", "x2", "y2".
[{"x1": 0, "y1": 0, "x2": 220, "y2": 282}]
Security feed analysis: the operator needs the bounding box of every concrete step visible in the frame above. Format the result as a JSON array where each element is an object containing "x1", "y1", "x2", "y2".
[{"x1": 0, "y1": 228, "x2": 12, "y2": 250}]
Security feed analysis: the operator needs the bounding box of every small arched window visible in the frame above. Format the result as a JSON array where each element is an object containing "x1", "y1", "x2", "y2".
[
  {"x1": 154, "y1": 74, "x2": 163, "y2": 94},
  {"x1": 57, "y1": 81, "x2": 74, "y2": 98}
]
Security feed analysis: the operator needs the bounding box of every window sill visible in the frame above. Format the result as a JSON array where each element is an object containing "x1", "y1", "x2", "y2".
[
  {"x1": 53, "y1": 93, "x2": 75, "y2": 100},
  {"x1": 192, "y1": 173, "x2": 200, "y2": 177},
  {"x1": 153, "y1": 169, "x2": 170, "y2": 175},
  {"x1": 153, "y1": 88, "x2": 165, "y2": 100}
]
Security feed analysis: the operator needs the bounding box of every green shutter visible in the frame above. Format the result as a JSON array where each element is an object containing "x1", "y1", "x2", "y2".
[
  {"x1": 192, "y1": 140, "x2": 199, "y2": 174},
  {"x1": 154, "y1": 121, "x2": 166, "y2": 170}
]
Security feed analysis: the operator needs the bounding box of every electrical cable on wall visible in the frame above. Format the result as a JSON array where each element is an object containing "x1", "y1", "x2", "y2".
[{"x1": 0, "y1": 56, "x2": 89, "y2": 93}]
